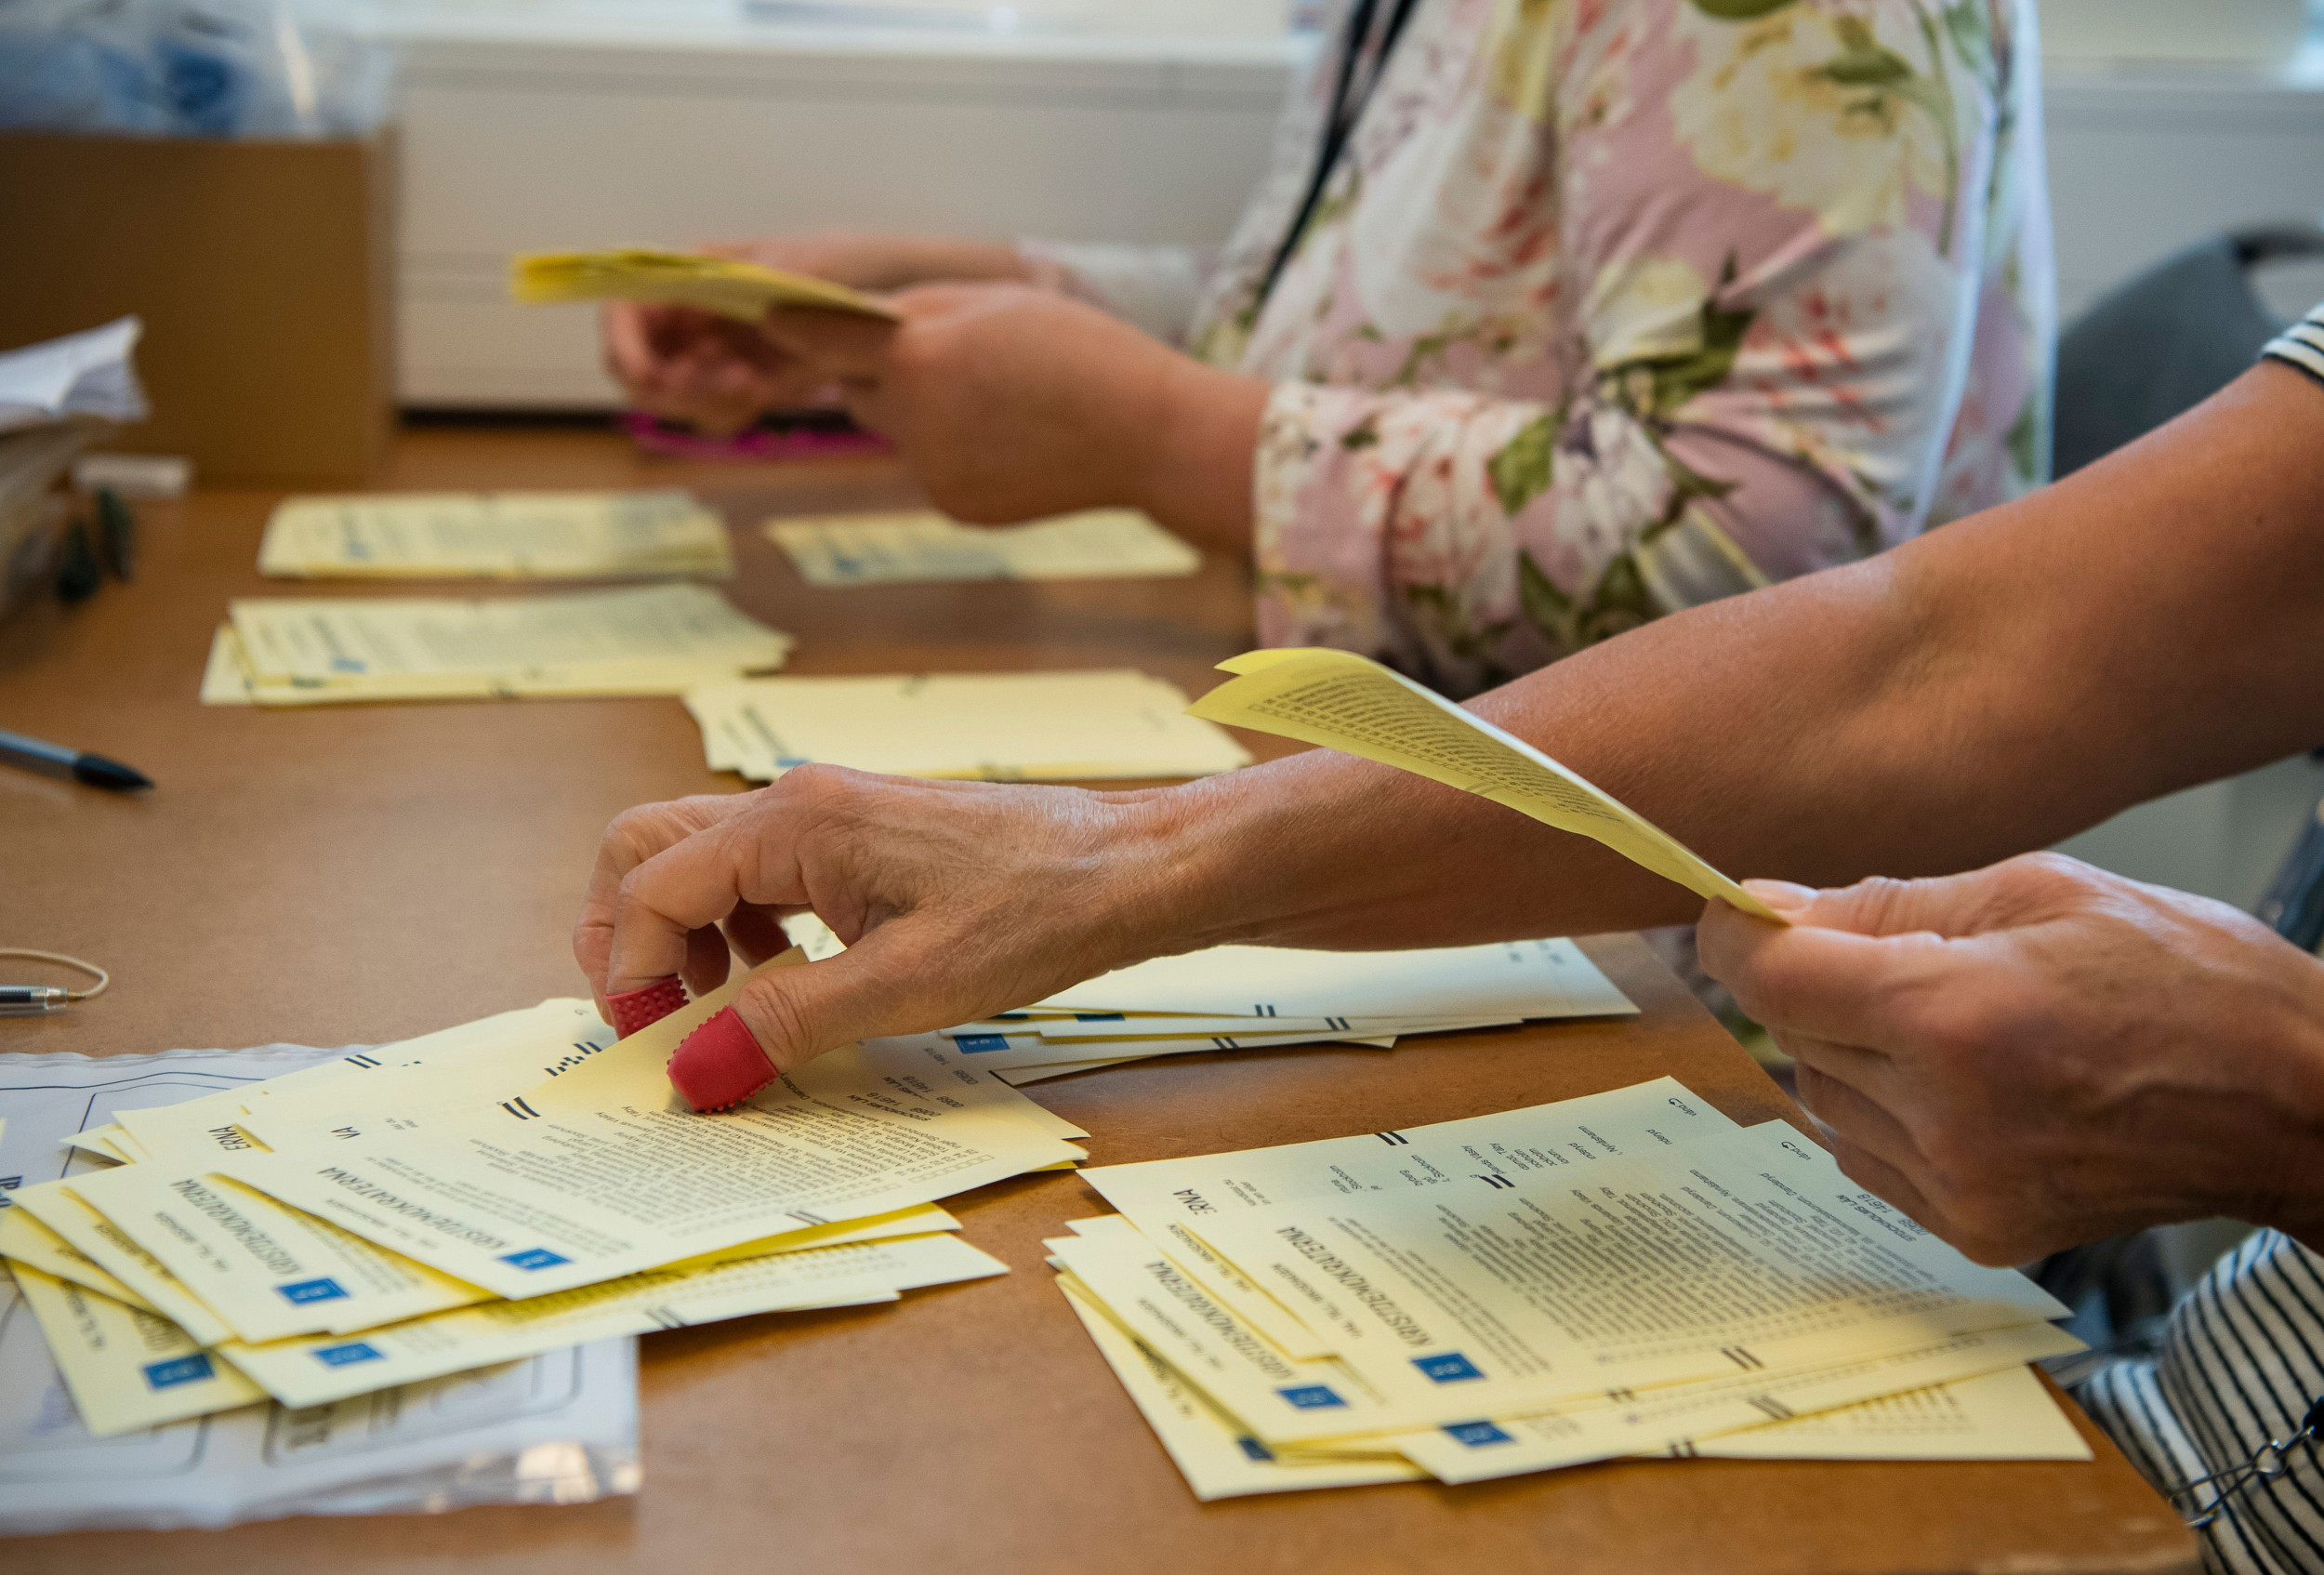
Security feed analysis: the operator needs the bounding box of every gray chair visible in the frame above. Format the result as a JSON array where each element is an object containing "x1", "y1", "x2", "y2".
[{"x1": 2053, "y1": 226, "x2": 2324, "y2": 478}]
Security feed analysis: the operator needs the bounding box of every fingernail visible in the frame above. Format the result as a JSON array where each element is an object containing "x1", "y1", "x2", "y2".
[
  {"x1": 667, "y1": 1005, "x2": 778, "y2": 1113},
  {"x1": 606, "y1": 976, "x2": 688, "y2": 1039},
  {"x1": 1740, "y1": 879, "x2": 1818, "y2": 914}
]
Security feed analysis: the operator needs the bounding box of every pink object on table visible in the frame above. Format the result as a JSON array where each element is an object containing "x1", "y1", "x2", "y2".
[{"x1": 619, "y1": 411, "x2": 890, "y2": 463}]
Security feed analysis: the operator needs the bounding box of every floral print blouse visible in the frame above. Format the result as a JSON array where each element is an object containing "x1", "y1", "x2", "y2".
[{"x1": 1029, "y1": 0, "x2": 2053, "y2": 696}]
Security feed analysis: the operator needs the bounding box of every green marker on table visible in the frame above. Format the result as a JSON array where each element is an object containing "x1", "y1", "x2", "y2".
[{"x1": 0, "y1": 727, "x2": 152, "y2": 791}]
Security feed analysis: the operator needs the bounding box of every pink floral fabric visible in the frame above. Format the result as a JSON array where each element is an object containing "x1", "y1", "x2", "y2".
[{"x1": 1040, "y1": 0, "x2": 2053, "y2": 696}]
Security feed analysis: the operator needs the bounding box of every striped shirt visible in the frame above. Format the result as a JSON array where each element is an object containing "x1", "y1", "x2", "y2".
[
  {"x1": 2077, "y1": 1231, "x2": 2324, "y2": 1574},
  {"x1": 2066, "y1": 306, "x2": 2324, "y2": 1573},
  {"x1": 2266, "y1": 305, "x2": 2324, "y2": 385}
]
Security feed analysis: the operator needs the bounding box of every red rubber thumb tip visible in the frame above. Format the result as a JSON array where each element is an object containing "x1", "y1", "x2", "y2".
[
  {"x1": 607, "y1": 976, "x2": 689, "y2": 1039},
  {"x1": 667, "y1": 1005, "x2": 779, "y2": 1112}
]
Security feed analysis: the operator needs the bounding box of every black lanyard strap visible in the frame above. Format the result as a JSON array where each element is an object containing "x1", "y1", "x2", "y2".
[{"x1": 1254, "y1": 0, "x2": 1423, "y2": 312}]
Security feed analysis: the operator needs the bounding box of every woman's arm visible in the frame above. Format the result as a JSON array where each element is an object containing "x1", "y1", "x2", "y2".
[{"x1": 577, "y1": 363, "x2": 2324, "y2": 1068}]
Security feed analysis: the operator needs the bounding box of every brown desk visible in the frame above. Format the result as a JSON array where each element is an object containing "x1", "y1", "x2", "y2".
[{"x1": 0, "y1": 429, "x2": 2196, "y2": 1574}]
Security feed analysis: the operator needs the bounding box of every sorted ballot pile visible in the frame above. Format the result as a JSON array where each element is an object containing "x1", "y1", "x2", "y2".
[
  {"x1": 202, "y1": 584, "x2": 793, "y2": 706},
  {"x1": 686, "y1": 668, "x2": 1252, "y2": 783},
  {"x1": 768, "y1": 507, "x2": 1200, "y2": 586},
  {"x1": 934, "y1": 933, "x2": 1637, "y2": 1082},
  {"x1": 1049, "y1": 1078, "x2": 2091, "y2": 1501},
  {"x1": 258, "y1": 490, "x2": 735, "y2": 580},
  {"x1": 1, "y1": 960, "x2": 1085, "y2": 1430},
  {"x1": 511, "y1": 248, "x2": 898, "y2": 322}
]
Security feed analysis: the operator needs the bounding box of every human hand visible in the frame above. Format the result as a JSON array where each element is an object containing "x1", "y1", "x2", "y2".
[
  {"x1": 1697, "y1": 853, "x2": 2324, "y2": 1264},
  {"x1": 600, "y1": 233, "x2": 1034, "y2": 437},
  {"x1": 758, "y1": 282, "x2": 1267, "y2": 542},
  {"x1": 572, "y1": 768, "x2": 1207, "y2": 1077}
]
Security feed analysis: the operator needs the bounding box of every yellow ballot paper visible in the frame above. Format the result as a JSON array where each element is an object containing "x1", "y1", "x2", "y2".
[
  {"x1": 115, "y1": 999, "x2": 620, "y2": 1166},
  {"x1": 0, "y1": 1205, "x2": 154, "y2": 1310},
  {"x1": 1187, "y1": 648, "x2": 1781, "y2": 920},
  {"x1": 258, "y1": 491, "x2": 734, "y2": 581},
  {"x1": 1680, "y1": 1362, "x2": 2091, "y2": 1462},
  {"x1": 768, "y1": 508, "x2": 1201, "y2": 587},
  {"x1": 221, "y1": 1232, "x2": 1004, "y2": 1409},
  {"x1": 218, "y1": 962, "x2": 1084, "y2": 1299},
  {"x1": 1390, "y1": 1322, "x2": 2084, "y2": 1481},
  {"x1": 10, "y1": 1181, "x2": 236, "y2": 1348},
  {"x1": 1056, "y1": 1274, "x2": 1427, "y2": 1500},
  {"x1": 1084, "y1": 1077, "x2": 1736, "y2": 1364},
  {"x1": 685, "y1": 669, "x2": 1253, "y2": 784},
  {"x1": 222, "y1": 585, "x2": 793, "y2": 707},
  {"x1": 12, "y1": 1264, "x2": 266, "y2": 1436},
  {"x1": 512, "y1": 249, "x2": 898, "y2": 322},
  {"x1": 62, "y1": 1165, "x2": 490, "y2": 1343},
  {"x1": 1182, "y1": 1121, "x2": 2069, "y2": 1423}
]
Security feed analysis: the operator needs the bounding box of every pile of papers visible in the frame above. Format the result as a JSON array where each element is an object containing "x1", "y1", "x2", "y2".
[
  {"x1": 686, "y1": 669, "x2": 1251, "y2": 782},
  {"x1": 202, "y1": 584, "x2": 794, "y2": 706},
  {"x1": 0, "y1": 1042, "x2": 638, "y2": 1535},
  {"x1": 931, "y1": 933, "x2": 1638, "y2": 1083},
  {"x1": 258, "y1": 490, "x2": 736, "y2": 580},
  {"x1": 511, "y1": 249, "x2": 897, "y2": 322},
  {"x1": 1048, "y1": 1078, "x2": 2093, "y2": 1501},
  {"x1": 0, "y1": 959, "x2": 1089, "y2": 1441},
  {"x1": 768, "y1": 507, "x2": 1200, "y2": 586}
]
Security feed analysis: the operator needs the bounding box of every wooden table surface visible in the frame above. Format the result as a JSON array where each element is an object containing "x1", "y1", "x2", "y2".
[{"x1": 0, "y1": 428, "x2": 2197, "y2": 1574}]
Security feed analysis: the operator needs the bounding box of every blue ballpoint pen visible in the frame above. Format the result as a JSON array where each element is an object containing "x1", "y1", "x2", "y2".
[{"x1": 0, "y1": 726, "x2": 152, "y2": 790}]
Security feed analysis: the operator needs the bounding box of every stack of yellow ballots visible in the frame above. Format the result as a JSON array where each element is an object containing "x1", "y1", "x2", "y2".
[
  {"x1": 0, "y1": 960, "x2": 1083, "y2": 1435},
  {"x1": 924, "y1": 930, "x2": 1641, "y2": 1083},
  {"x1": 1048, "y1": 1078, "x2": 2094, "y2": 1500},
  {"x1": 258, "y1": 490, "x2": 736, "y2": 580},
  {"x1": 686, "y1": 669, "x2": 1252, "y2": 784},
  {"x1": 203, "y1": 584, "x2": 794, "y2": 707}
]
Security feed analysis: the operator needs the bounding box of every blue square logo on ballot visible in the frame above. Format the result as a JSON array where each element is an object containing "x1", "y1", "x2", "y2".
[
  {"x1": 499, "y1": 1247, "x2": 572, "y2": 1271},
  {"x1": 312, "y1": 1343, "x2": 385, "y2": 1368},
  {"x1": 142, "y1": 1354, "x2": 216, "y2": 1390},
  {"x1": 1442, "y1": 1421, "x2": 1514, "y2": 1449},
  {"x1": 276, "y1": 1277, "x2": 349, "y2": 1305},
  {"x1": 1413, "y1": 1352, "x2": 1485, "y2": 1384},
  {"x1": 1275, "y1": 1384, "x2": 1349, "y2": 1410},
  {"x1": 953, "y1": 1035, "x2": 1010, "y2": 1053}
]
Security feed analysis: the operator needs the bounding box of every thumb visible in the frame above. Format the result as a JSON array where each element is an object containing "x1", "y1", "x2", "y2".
[
  {"x1": 759, "y1": 307, "x2": 897, "y2": 379},
  {"x1": 664, "y1": 928, "x2": 962, "y2": 1110},
  {"x1": 1743, "y1": 869, "x2": 2018, "y2": 941}
]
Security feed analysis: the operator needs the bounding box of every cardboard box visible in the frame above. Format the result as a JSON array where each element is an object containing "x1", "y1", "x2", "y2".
[{"x1": 0, "y1": 131, "x2": 395, "y2": 485}]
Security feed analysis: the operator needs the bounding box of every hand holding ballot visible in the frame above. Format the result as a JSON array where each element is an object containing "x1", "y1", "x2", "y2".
[
  {"x1": 753, "y1": 284, "x2": 1268, "y2": 545},
  {"x1": 1698, "y1": 856, "x2": 2324, "y2": 1264}
]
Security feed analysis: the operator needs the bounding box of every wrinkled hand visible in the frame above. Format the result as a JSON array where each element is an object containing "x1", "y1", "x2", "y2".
[
  {"x1": 601, "y1": 233, "x2": 1032, "y2": 437},
  {"x1": 759, "y1": 282, "x2": 1263, "y2": 533},
  {"x1": 572, "y1": 768, "x2": 1198, "y2": 1072},
  {"x1": 1698, "y1": 853, "x2": 2324, "y2": 1264}
]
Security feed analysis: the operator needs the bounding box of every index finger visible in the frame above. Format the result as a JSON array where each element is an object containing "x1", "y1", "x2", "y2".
[{"x1": 574, "y1": 794, "x2": 757, "y2": 1000}]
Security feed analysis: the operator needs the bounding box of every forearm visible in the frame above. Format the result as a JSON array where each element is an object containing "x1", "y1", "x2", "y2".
[
  {"x1": 1129, "y1": 361, "x2": 1268, "y2": 553},
  {"x1": 1106, "y1": 365, "x2": 2324, "y2": 956}
]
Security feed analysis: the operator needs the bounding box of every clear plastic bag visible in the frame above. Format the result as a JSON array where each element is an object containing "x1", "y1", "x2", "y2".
[{"x1": 0, "y1": 0, "x2": 393, "y2": 139}]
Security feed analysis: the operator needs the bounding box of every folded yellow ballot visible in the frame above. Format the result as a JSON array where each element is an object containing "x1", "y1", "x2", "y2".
[
  {"x1": 511, "y1": 249, "x2": 898, "y2": 322},
  {"x1": 216, "y1": 585, "x2": 793, "y2": 708},
  {"x1": 686, "y1": 669, "x2": 1252, "y2": 784},
  {"x1": 10, "y1": 1264, "x2": 265, "y2": 1436},
  {"x1": 259, "y1": 491, "x2": 734, "y2": 581},
  {"x1": 767, "y1": 508, "x2": 1200, "y2": 587},
  {"x1": 1675, "y1": 1363, "x2": 2091, "y2": 1462},
  {"x1": 0, "y1": 1206, "x2": 152, "y2": 1309},
  {"x1": 220, "y1": 1232, "x2": 1004, "y2": 1409},
  {"x1": 1187, "y1": 648, "x2": 1782, "y2": 920}
]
